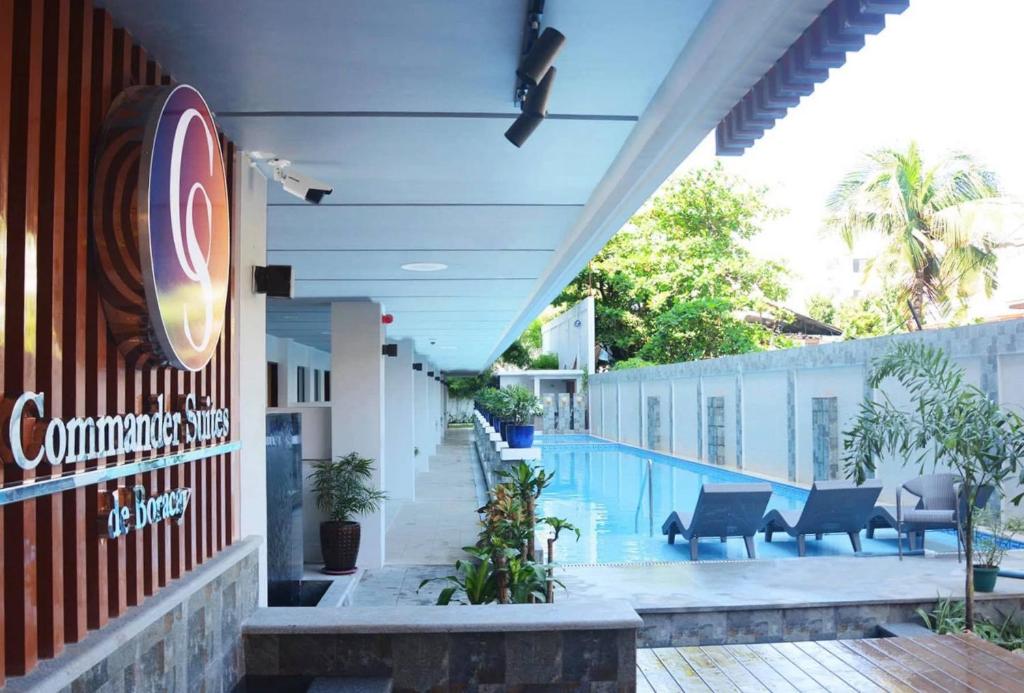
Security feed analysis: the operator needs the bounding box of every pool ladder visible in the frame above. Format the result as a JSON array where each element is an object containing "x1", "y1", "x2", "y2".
[{"x1": 634, "y1": 458, "x2": 654, "y2": 537}]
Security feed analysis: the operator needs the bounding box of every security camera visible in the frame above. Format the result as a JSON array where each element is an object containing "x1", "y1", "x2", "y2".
[{"x1": 268, "y1": 159, "x2": 333, "y2": 204}]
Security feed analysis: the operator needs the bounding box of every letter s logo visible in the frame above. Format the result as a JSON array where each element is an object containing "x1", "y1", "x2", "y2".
[
  {"x1": 93, "y1": 84, "x2": 232, "y2": 371},
  {"x1": 169, "y1": 108, "x2": 216, "y2": 353}
]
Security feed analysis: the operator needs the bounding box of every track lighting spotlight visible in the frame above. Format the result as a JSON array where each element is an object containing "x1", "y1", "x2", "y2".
[
  {"x1": 516, "y1": 27, "x2": 565, "y2": 86},
  {"x1": 504, "y1": 66, "x2": 557, "y2": 148}
]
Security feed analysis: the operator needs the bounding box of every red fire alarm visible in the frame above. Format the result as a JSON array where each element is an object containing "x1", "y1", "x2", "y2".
[{"x1": 381, "y1": 313, "x2": 394, "y2": 324}]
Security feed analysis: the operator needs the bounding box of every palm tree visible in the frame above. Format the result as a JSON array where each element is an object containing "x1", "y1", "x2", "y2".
[{"x1": 826, "y1": 142, "x2": 1017, "y2": 326}]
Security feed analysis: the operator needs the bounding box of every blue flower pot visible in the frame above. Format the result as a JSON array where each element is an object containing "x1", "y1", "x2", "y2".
[{"x1": 506, "y1": 424, "x2": 535, "y2": 449}]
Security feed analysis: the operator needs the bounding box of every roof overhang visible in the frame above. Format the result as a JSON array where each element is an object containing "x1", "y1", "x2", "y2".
[{"x1": 95, "y1": 0, "x2": 895, "y2": 372}]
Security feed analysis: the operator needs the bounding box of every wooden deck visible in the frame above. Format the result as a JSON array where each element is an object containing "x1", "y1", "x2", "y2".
[{"x1": 636, "y1": 634, "x2": 1024, "y2": 692}]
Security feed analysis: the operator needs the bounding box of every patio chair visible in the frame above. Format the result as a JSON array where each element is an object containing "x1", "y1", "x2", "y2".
[
  {"x1": 864, "y1": 474, "x2": 994, "y2": 562},
  {"x1": 761, "y1": 479, "x2": 883, "y2": 556},
  {"x1": 661, "y1": 483, "x2": 773, "y2": 560}
]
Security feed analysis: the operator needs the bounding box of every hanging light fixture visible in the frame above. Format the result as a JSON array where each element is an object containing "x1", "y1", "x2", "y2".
[
  {"x1": 516, "y1": 27, "x2": 565, "y2": 86},
  {"x1": 505, "y1": 66, "x2": 557, "y2": 148},
  {"x1": 506, "y1": 1, "x2": 564, "y2": 148}
]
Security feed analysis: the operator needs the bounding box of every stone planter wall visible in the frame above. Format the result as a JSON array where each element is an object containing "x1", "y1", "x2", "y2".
[
  {"x1": 8, "y1": 537, "x2": 261, "y2": 693},
  {"x1": 242, "y1": 601, "x2": 641, "y2": 691}
]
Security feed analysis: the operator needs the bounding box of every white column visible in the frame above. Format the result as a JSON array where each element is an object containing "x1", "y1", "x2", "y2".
[
  {"x1": 232, "y1": 153, "x2": 269, "y2": 606},
  {"x1": 384, "y1": 339, "x2": 416, "y2": 500},
  {"x1": 413, "y1": 358, "x2": 430, "y2": 472},
  {"x1": 330, "y1": 301, "x2": 386, "y2": 569}
]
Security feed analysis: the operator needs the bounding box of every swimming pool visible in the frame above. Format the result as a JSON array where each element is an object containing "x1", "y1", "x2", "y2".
[{"x1": 533, "y1": 435, "x2": 988, "y2": 564}]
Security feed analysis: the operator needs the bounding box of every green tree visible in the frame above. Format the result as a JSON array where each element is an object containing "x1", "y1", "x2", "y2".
[
  {"x1": 844, "y1": 343, "x2": 1024, "y2": 630},
  {"x1": 498, "y1": 317, "x2": 546, "y2": 369},
  {"x1": 447, "y1": 369, "x2": 495, "y2": 400},
  {"x1": 638, "y1": 298, "x2": 782, "y2": 363},
  {"x1": 806, "y1": 290, "x2": 906, "y2": 341},
  {"x1": 556, "y1": 164, "x2": 790, "y2": 364},
  {"x1": 498, "y1": 340, "x2": 532, "y2": 369},
  {"x1": 806, "y1": 294, "x2": 837, "y2": 326},
  {"x1": 826, "y1": 142, "x2": 1012, "y2": 325}
]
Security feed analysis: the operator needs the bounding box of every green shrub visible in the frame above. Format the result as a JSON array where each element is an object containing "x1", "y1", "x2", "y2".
[{"x1": 530, "y1": 352, "x2": 560, "y2": 369}]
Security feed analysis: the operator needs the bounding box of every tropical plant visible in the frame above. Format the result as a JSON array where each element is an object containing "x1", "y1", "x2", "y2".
[
  {"x1": 918, "y1": 596, "x2": 1024, "y2": 651},
  {"x1": 916, "y1": 596, "x2": 966, "y2": 635},
  {"x1": 502, "y1": 385, "x2": 543, "y2": 425},
  {"x1": 555, "y1": 163, "x2": 790, "y2": 364},
  {"x1": 427, "y1": 462, "x2": 577, "y2": 606},
  {"x1": 421, "y1": 546, "x2": 497, "y2": 605},
  {"x1": 972, "y1": 509, "x2": 1024, "y2": 568},
  {"x1": 844, "y1": 342, "x2": 1024, "y2": 629},
  {"x1": 826, "y1": 142, "x2": 1017, "y2": 325},
  {"x1": 542, "y1": 516, "x2": 581, "y2": 543},
  {"x1": 309, "y1": 453, "x2": 387, "y2": 523}
]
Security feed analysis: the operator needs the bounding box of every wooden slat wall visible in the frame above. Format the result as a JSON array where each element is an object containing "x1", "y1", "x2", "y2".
[{"x1": 0, "y1": 0, "x2": 241, "y2": 683}]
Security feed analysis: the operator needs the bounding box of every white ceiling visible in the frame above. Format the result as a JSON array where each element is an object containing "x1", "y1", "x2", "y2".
[{"x1": 98, "y1": 0, "x2": 830, "y2": 369}]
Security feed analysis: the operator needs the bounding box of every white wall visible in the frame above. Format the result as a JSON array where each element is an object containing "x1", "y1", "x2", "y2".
[
  {"x1": 619, "y1": 382, "x2": 641, "y2": 446},
  {"x1": 671, "y1": 378, "x2": 700, "y2": 461},
  {"x1": 541, "y1": 296, "x2": 596, "y2": 373},
  {"x1": 591, "y1": 320, "x2": 1024, "y2": 515},
  {"x1": 232, "y1": 153, "x2": 269, "y2": 605},
  {"x1": 266, "y1": 334, "x2": 331, "y2": 406},
  {"x1": 741, "y1": 371, "x2": 789, "y2": 481}
]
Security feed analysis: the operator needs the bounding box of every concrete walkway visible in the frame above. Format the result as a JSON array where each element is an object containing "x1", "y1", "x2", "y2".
[{"x1": 383, "y1": 427, "x2": 481, "y2": 566}]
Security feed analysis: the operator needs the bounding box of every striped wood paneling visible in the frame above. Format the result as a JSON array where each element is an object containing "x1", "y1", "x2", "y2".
[{"x1": 0, "y1": 0, "x2": 240, "y2": 682}]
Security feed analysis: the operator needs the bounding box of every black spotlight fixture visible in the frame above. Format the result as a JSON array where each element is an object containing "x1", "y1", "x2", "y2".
[
  {"x1": 517, "y1": 27, "x2": 565, "y2": 87},
  {"x1": 505, "y1": 0, "x2": 564, "y2": 148},
  {"x1": 505, "y1": 67, "x2": 556, "y2": 148}
]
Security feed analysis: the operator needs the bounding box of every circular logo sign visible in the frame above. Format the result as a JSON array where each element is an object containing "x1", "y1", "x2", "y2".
[{"x1": 93, "y1": 85, "x2": 230, "y2": 371}]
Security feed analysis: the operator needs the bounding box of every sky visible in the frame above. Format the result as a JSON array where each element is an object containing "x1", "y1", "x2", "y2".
[{"x1": 676, "y1": 0, "x2": 1024, "y2": 312}]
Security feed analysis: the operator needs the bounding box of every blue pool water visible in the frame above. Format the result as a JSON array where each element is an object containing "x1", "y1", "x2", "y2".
[{"x1": 532, "y1": 435, "x2": 983, "y2": 564}]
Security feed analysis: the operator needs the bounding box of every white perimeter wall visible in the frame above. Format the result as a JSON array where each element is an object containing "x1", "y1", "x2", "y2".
[
  {"x1": 542, "y1": 296, "x2": 596, "y2": 373},
  {"x1": 591, "y1": 320, "x2": 1024, "y2": 512}
]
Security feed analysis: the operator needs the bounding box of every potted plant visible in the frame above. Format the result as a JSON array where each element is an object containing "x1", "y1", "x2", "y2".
[
  {"x1": 972, "y1": 509, "x2": 1024, "y2": 592},
  {"x1": 845, "y1": 342, "x2": 1024, "y2": 629},
  {"x1": 309, "y1": 452, "x2": 387, "y2": 575},
  {"x1": 477, "y1": 387, "x2": 503, "y2": 428},
  {"x1": 489, "y1": 388, "x2": 514, "y2": 440},
  {"x1": 504, "y1": 385, "x2": 543, "y2": 449}
]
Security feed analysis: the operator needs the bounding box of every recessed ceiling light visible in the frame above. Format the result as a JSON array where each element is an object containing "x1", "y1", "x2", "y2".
[{"x1": 401, "y1": 262, "x2": 448, "y2": 272}]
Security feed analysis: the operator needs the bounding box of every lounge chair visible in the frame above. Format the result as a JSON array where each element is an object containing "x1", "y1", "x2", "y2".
[
  {"x1": 761, "y1": 479, "x2": 883, "y2": 556},
  {"x1": 864, "y1": 474, "x2": 993, "y2": 561},
  {"x1": 661, "y1": 483, "x2": 773, "y2": 560}
]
